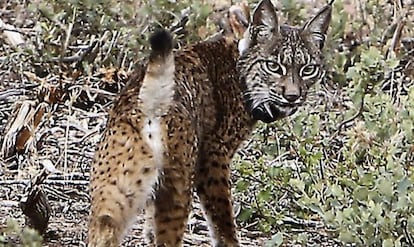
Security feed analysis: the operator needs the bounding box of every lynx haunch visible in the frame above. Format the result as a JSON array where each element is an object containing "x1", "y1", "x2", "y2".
[{"x1": 88, "y1": 0, "x2": 333, "y2": 246}]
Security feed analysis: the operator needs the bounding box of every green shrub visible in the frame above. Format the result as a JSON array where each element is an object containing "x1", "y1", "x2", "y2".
[
  {"x1": 0, "y1": 219, "x2": 43, "y2": 247},
  {"x1": 233, "y1": 1, "x2": 414, "y2": 246}
]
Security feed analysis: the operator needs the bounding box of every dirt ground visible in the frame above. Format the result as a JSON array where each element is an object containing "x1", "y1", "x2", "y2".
[{"x1": 0, "y1": 179, "x2": 267, "y2": 246}]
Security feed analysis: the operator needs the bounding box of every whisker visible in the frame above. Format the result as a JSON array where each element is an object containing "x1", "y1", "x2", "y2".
[
  {"x1": 244, "y1": 90, "x2": 270, "y2": 108},
  {"x1": 243, "y1": 88, "x2": 269, "y2": 96},
  {"x1": 251, "y1": 98, "x2": 267, "y2": 109},
  {"x1": 263, "y1": 102, "x2": 274, "y2": 118}
]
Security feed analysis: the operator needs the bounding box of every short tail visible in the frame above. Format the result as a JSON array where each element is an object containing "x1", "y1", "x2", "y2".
[
  {"x1": 149, "y1": 29, "x2": 174, "y2": 62},
  {"x1": 140, "y1": 29, "x2": 175, "y2": 117}
]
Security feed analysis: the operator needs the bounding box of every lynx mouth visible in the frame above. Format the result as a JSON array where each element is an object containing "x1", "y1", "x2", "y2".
[{"x1": 250, "y1": 102, "x2": 298, "y2": 123}]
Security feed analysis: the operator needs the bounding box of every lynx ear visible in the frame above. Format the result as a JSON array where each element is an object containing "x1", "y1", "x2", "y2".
[
  {"x1": 252, "y1": 0, "x2": 278, "y2": 29},
  {"x1": 239, "y1": 0, "x2": 278, "y2": 55},
  {"x1": 302, "y1": 2, "x2": 333, "y2": 49},
  {"x1": 239, "y1": 0, "x2": 279, "y2": 55}
]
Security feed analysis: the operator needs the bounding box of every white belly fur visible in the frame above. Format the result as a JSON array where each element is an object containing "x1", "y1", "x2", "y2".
[{"x1": 141, "y1": 117, "x2": 164, "y2": 167}]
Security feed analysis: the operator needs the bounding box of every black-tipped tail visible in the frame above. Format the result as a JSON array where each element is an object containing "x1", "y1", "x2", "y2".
[
  {"x1": 141, "y1": 29, "x2": 175, "y2": 118},
  {"x1": 149, "y1": 29, "x2": 173, "y2": 60}
]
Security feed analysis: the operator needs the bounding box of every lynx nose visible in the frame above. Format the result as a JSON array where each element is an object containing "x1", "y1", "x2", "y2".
[
  {"x1": 282, "y1": 78, "x2": 301, "y2": 103},
  {"x1": 283, "y1": 90, "x2": 301, "y2": 102}
]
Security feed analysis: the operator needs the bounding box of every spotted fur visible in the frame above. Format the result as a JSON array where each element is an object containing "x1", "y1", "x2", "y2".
[{"x1": 88, "y1": 1, "x2": 332, "y2": 246}]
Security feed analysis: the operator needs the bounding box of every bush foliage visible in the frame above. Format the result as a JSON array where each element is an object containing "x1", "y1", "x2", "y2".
[
  {"x1": 232, "y1": 1, "x2": 414, "y2": 246},
  {"x1": 0, "y1": 219, "x2": 42, "y2": 247}
]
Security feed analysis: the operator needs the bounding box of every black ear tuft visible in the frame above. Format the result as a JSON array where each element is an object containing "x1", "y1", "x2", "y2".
[{"x1": 149, "y1": 29, "x2": 173, "y2": 58}]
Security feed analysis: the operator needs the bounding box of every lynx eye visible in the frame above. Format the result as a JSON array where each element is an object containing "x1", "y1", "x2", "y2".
[
  {"x1": 300, "y1": 64, "x2": 319, "y2": 79},
  {"x1": 265, "y1": 61, "x2": 284, "y2": 75}
]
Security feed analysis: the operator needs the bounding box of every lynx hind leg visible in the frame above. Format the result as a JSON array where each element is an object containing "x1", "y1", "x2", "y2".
[
  {"x1": 151, "y1": 115, "x2": 198, "y2": 247},
  {"x1": 89, "y1": 119, "x2": 164, "y2": 247},
  {"x1": 195, "y1": 140, "x2": 239, "y2": 247},
  {"x1": 143, "y1": 160, "x2": 195, "y2": 247},
  {"x1": 144, "y1": 200, "x2": 156, "y2": 246}
]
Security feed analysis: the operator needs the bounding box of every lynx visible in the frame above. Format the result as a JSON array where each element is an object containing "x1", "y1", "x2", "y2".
[{"x1": 88, "y1": 0, "x2": 332, "y2": 246}]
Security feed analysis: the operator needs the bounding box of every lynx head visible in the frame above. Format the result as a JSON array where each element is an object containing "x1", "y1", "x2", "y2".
[{"x1": 238, "y1": 0, "x2": 332, "y2": 123}]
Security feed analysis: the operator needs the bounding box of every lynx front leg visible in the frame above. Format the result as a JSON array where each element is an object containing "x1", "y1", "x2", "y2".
[
  {"x1": 195, "y1": 140, "x2": 239, "y2": 247},
  {"x1": 88, "y1": 119, "x2": 163, "y2": 247}
]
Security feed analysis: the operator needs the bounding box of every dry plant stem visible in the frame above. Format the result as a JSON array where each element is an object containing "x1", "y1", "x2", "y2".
[
  {"x1": 61, "y1": 7, "x2": 76, "y2": 62},
  {"x1": 384, "y1": 0, "x2": 410, "y2": 56},
  {"x1": 0, "y1": 179, "x2": 89, "y2": 186},
  {"x1": 388, "y1": 20, "x2": 406, "y2": 56},
  {"x1": 269, "y1": 151, "x2": 291, "y2": 166},
  {"x1": 63, "y1": 89, "x2": 82, "y2": 177},
  {"x1": 357, "y1": 0, "x2": 366, "y2": 25},
  {"x1": 102, "y1": 31, "x2": 119, "y2": 65},
  {"x1": 336, "y1": 98, "x2": 364, "y2": 130},
  {"x1": 281, "y1": 217, "x2": 322, "y2": 228},
  {"x1": 319, "y1": 159, "x2": 324, "y2": 180}
]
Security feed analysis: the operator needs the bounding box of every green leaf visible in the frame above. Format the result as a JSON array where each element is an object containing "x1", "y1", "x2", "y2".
[
  {"x1": 382, "y1": 238, "x2": 394, "y2": 247},
  {"x1": 323, "y1": 210, "x2": 336, "y2": 225},
  {"x1": 397, "y1": 176, "x2": 411, "y2": 195},
  {"x1": 339, "y1": 230, "x2": 355, "y2": 243},
  {"x1": 386, "y1": 57, "x2": 400, "y2": 69},
  {"x1": 238, "y1": 208, "x2": 254, "y2": 222},
  {"x1": 346, "y1": 66, "x2": 359, "y2": 80},
  {"x1": 394, "y1": 196, "x2": 408, "y2": 211},
  {"x1": 258, "y1": 189, "x2": 272, "y2": 202},
  {"x1": 236, "y1": 181, "x2": 248, "y2": 192},
  {"x1": 361, "y1": 46, "x2": 383, "y2": 67},
  {"x1": 377, "y1": 177, "x2": 394, "y2": 199},
  {"x1": 353, "y1": 186, "x2": 369, "y2": 203},
  {"x1": 330, "y1": 184, "x2": 344, "y2": 199},
  {"x1": 368, "y1": 200, "x2": 383, "y2": 220},
  {"x1": 266, "y1": 232, "x2": 284, "y2": 247},
  {"x1": 290, "y1": 178, "x2": 305, "y2": 192}
]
